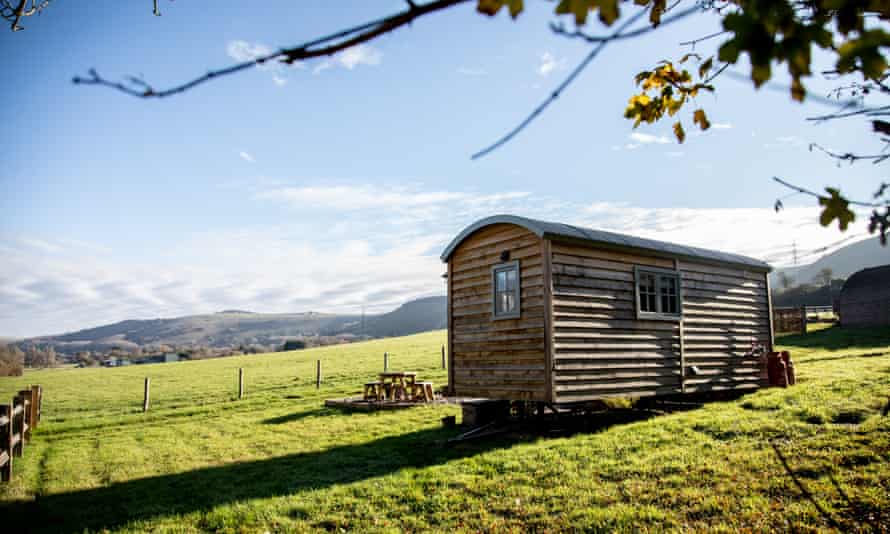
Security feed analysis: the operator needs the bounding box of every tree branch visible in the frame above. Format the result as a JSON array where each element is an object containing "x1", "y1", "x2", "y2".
[
  {"x1": 550, "y1": 4, "x2": 698, "y2": 43},
  {"x1": 73, "y1": 0, "x2": 471, "y2": 98},
  {"x1": 773, "y1": 176, "x2": 884, "y2": 208},
  {"x1": 810, "y1": 142, "x2": 890, "y2": 165},
  {"x1": 472, "y1": 4, "x2": 701, "y2": 160}
]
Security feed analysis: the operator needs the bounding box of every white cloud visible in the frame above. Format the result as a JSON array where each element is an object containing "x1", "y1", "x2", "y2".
[
  {"x1": 630, "y1": 132, "x2": 670, "y2": 144},
  {"x1": 227, "y1": 40, "x2": 273, "y2": 63},
  {"x1": 226, "y1": 40, "x2": 299, "y2": 86},
  {"x1": 239, "y1": 151, "x2": 255, "y2": 163},
  {"x1": 2, "y1": 184, "x2": 871, "y2": 337},
  {"x1": 711, "y1": 122, "x2": 733, "y2": 129},
  {"x1": 338, "y1": 44, "x2": 383, "y2": 69},
  {"x1": 578, "y1": 203, "x2": 869, "y2": 266},
  {"x1": 255, "y1": 185, "x2": 531, "y2": 213},
  {"x1": 312, "y1": 44, "x2": 384, "y2": 74},
  {"x1": 538, "y1": 52, "x2": 565, "y2": 77}
]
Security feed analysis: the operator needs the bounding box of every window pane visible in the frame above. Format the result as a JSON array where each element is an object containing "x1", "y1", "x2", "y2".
[
  {"x1": 638, "y1": 273, "x2": 657, "y2": 312},
  {"x1": 658, "y1": 274, "x2": 678, "y2": 314},
  {"x1": 496, "y1": 271, "x2": 507, "y2": 292},
  {"x1": 506, "y1": 269, "x2": 517, "y2": 290},
  {"x1": 504, "y1": 293, "x2": 515, "y2": 312}
]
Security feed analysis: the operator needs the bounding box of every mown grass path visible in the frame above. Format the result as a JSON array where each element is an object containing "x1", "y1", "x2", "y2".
[{"x1": 1, "y1": 327, "x2": 889, "y2": 532}]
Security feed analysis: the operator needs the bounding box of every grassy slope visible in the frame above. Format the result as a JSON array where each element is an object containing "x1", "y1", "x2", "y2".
[{"x1": 1, "y1": 327, "x2": 889, "y2": 533}]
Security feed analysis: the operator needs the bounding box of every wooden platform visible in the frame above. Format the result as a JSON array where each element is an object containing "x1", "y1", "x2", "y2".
[{"x1": 324, "y1": 397, "x2": 451, "y2": 411}]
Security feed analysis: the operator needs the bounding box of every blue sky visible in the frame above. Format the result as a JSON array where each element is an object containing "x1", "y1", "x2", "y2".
[{"x1": 2, "y1": 1, "x2": 887, "y2": 337}]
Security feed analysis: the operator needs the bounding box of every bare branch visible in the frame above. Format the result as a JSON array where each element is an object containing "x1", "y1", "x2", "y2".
[
  {"x1": 73, "y1": 0, "x2": 471, "y2": 99},
  {"x1": 472, "y1": 4, "x2": 701, "y2": 160},
  {"x1": 679, "y1": 30, "x2": 728, "y2": 48},
  {"x1": 807, "y1": 105, "x2": 890, "y2": 122},
  {"x1": 0, "y1": 0, "x2": 51, "y2": 31},
  {"x1": 550, "y1": 4, "x2": 700, "y2": 43},
  {"x1": 810, "y1": 142, "x2": 890, "y2": 165},
  {"x1": 773, "y1": 176, "x2": 884, "y2": 208}
]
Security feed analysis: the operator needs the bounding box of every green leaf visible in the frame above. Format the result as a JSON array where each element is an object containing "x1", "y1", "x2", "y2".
[
  {"x1": 818, "y1": 188, "x2": 856, "y2": 231},
  {"x1": 477, "y1": 0, "x2": 524, "y2": 18}
]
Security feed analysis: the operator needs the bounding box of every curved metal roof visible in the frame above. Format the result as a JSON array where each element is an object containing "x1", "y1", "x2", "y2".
[
  {"x1": 839, "y1": 265, "x2": 890, "y2": 300},
  {"x1": 441, "y1": 214, "x2": 772, "y2": 271}
]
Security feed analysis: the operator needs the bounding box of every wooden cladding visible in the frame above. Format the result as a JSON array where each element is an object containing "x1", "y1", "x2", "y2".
[
  {"x1": 449, "y1": 224, "x2": 547, "y2": 401},
  {"x1": 549, "y1": 243, "x2": 769, "y2": 401},
  {"x1": 446, "y1": 221, "x2": 771, "y2": 404}
]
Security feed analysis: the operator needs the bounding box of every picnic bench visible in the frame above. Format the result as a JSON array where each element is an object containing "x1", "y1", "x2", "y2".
[{"x1": 363, "y1": 371, "x2": 435, "y2": 403}]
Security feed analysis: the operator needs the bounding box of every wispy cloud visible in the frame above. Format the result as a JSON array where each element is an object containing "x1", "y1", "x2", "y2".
[
  {"x1": 226, "y1": 40, "x2": 300, "y2": 86},
  {"x1": 538, "y1": 52, "x2": 565, "y2": 77},
  {"x1": 2, "y1": 185, "x2": 870, "y2": 337},
  {"x1": 630, "y1": 132, "x2": 671, "y2": 144},
  {"x1": 239, "y1": 151, "x2": 255, "y2": 163},
  {"x1": 312, "y1": 44, "x2": 383, "y2": 74},
  {"x1": 255, "y1": 185, "x2": 530, "y2": 212},
  {"x1": 338, "y1": 44, "x2": 382, "y2": 69},
  {"x1": 711, "y1": 122, "x2": 733, "y2": 129}
]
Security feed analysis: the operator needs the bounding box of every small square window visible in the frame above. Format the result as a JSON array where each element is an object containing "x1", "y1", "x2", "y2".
[
  {"x1": 634, "y1": 266, "x2": 682, "y2": 320},
  {"x1": 492, "y1": 260, "x2": 520, "y2": 319}
]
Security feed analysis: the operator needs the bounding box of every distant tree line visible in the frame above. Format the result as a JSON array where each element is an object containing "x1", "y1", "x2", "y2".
[{"x1": 772, "y1": 268, "x2": 845, "y2": 308}]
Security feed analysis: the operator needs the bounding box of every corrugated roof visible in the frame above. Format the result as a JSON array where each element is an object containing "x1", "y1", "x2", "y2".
[{"x1": 440, "y1": 214, "x2": 772, "y2": 271}]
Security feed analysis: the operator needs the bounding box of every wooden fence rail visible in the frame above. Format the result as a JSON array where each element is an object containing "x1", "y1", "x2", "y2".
[{"x1": 0, "y1": 384, "x2": 42, "y2": 482}]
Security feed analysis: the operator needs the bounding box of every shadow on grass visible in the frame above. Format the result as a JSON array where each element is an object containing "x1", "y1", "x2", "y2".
[
  {"x1": 777, "y1": 325, "x2": 890, "y2": 352},
  {"x1": 2, "y1": 427, "x2": 514, "y2": 533},
  {"x1": 2, "y1": 407, "x2": 678, "y2": 533},
  {"x1": 261, "y1": 407, "x2": 339, "y2": 425}
]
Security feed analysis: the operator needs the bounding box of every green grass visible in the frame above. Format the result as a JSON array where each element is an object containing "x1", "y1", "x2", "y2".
[{"x1": 1, "y1": 327, "x2": 889, "y2": 533}]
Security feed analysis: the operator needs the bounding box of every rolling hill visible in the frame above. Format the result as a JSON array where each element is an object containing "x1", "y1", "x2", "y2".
[
  {"x1": 769, "y1": 237, "x2": 890, "y2": 287},
  {"x1": 21, "y1": 296, "x2": 446, "y2": 353}
]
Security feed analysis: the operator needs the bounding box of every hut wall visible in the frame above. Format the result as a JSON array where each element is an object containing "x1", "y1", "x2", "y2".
[
  {"x1": 449, "y1": 223, "x2": 548, "y2": 400},
  {"x1": 548, "y1": 240, "x2": 770, "y2": 403}
]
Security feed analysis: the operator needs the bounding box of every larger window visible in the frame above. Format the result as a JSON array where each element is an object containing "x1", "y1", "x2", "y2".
[
  {"x1": 492, "y1": 260, "x2": 521, "y2": 319},
  {"x1": 634, "y1": 266, "x2": 682, "y2": 320}
]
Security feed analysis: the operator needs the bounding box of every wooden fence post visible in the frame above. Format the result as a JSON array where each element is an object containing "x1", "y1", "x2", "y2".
[
  {"x1": 18, "y1": 390, "x2": 32, "y2": 442},
  {"x1": 0, "y1": 403, "x2": 10, "y2": 482},
  {"x1": 316, "y1": 360, "x2": 321, "y2": 389},
  {"x1": 30, "y1": 385, "x2": 40, "y2": 429},
  {"x1": 800, "y1": 306, "x2": 807, "y2": 335},
  {"x1": 12, "y1": 394, "x2": 23, "y2": 458},
  {"x1": 441, "y1": 345, "x2": 446, "y2": 370},
  {"x1": 238, "y1": 368, "x2": 244, "y2": 399},
  {"x1": 143, "y1": 378, "x2": 151, "y2": 412},
  {"x1": 384, "y1": 352, "x2": 388, "y2": 371}
]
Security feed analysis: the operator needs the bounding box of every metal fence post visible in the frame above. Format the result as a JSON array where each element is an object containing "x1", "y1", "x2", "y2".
[
  {"x1": 238, "y1": 368, "x2": 244, "y2": 399},
  {"x1": 143, "y1": 378, "x2": 151, "y2": 412}
]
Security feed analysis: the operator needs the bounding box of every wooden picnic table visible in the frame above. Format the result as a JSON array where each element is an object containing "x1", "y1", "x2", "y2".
[{"x1": 378, "y1": 371, "x2": 417, "y2": 401}]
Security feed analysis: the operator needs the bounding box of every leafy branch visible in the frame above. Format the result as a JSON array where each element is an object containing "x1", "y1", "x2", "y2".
[{"x1": 773, "y1": 176, "x2": 890, "y2": 245}]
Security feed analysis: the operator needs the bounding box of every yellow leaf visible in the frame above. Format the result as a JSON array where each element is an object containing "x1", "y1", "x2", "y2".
[
  {"x1": 673, "y1": 121, "x2": 686, "y2": 143},
  {"x1": 693, "y1": 109, "x2": 711, "y2": 130}
]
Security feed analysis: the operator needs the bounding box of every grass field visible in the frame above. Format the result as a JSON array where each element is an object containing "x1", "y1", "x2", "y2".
[{"x1": 1, "y1": 327, "x2": 889, "y2": 533}]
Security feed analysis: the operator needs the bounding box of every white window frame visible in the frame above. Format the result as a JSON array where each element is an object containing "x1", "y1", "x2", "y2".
[
  {"x1": 634, "y1": 265, "x2": 682, "y2": 321},
  {"x1": 491, "y1": 260, "x2": 521, "y2": 319}
]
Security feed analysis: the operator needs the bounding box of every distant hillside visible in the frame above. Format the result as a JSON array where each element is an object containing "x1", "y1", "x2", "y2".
[
  {"x1": 770, "y1": 238, "x2": 890, "y2": 288},
  {"x1": 23, "y1": 296, "x2": 446, "y2": 354}
]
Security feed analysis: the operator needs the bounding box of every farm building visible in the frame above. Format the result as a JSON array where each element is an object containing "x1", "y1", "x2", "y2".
[
  {"x1": 441, "y1": 215, "x2": 774, "y2": 404},
  {"x1": 838, "y1": 265, "x2": 890, "y2": 327}
]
